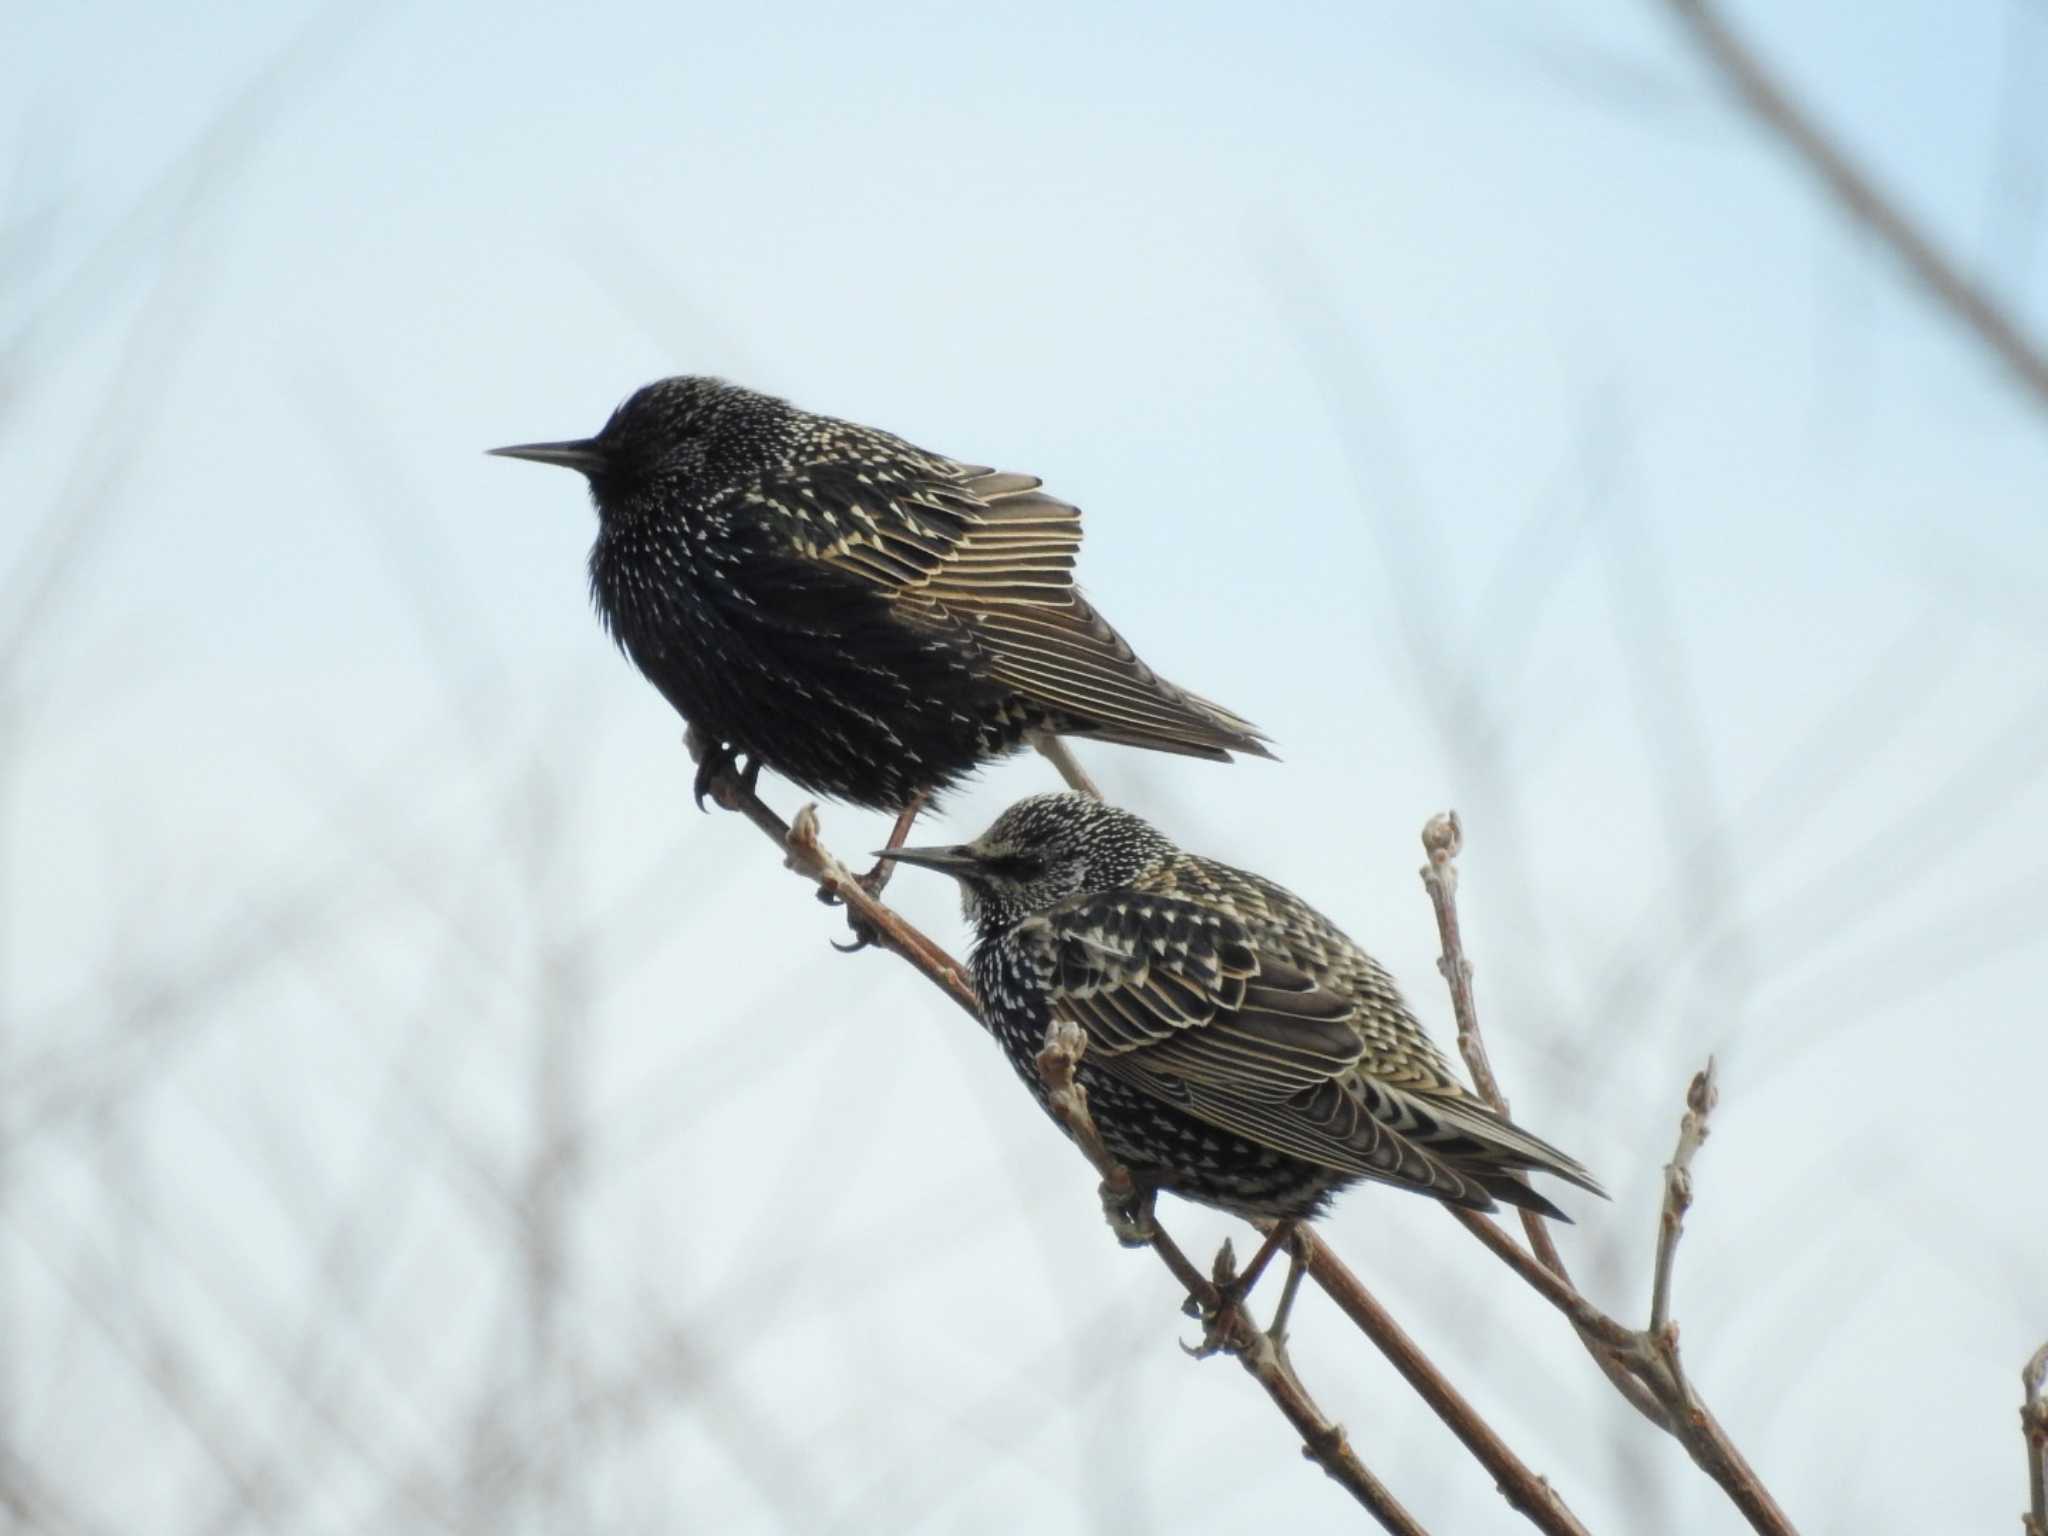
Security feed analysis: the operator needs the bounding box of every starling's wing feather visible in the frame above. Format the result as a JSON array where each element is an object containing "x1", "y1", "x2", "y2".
[
  {"x1": 1207, "y1": 869, "x2": 1606, "y2": 1200},
  {"x1": 1037, "y1": 898, "x2": 1503, "y2": 1209},
  {"x1": 1141, "y1": 1070, "x2": 1501, "y2": 1209},
  {"x1": 1038, "y1": 893, "x2": 1603, "y2": 1210},
  {"x1": 1376, "y1": 1085, "x2": 1605, "y2": 1194},
  {"x1": 769, "y1": 461, "x2": 1273, "y2": 760}
]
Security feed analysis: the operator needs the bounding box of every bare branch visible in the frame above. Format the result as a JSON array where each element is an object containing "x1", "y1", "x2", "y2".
[
  {"x1": 1420, "y1": 812, "x2": 1509, "y2": 1112},
  {"x1": 1420, "y1": 812, "x2": 1798, "y2": 1536},
  {"x1": 1282, "y1": 1225, "x2": 1593, "y2": 1536},
  {"x1": 2023, "y1": 1341, "x2": 2048, "y2": 1536},
  {"x1": 1422, "y1": 812, "x2": 1672, "y2": 1428},
  {"x1": 1649, "y1": 1059, "x2": 1717, "y2": 1339},
  {"x1": 1448, "y1": 1211, "x2": 1633, "y2": 1353},
  {"x1": 1661, "y1": 0, "x2": 2048, "y2": 413}
]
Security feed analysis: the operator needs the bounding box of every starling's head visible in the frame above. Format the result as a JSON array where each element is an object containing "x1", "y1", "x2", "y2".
[
  {"x1": 880, "y1": 792, "x2": 1178, "y2": 933},
  {"x1": 490, "y1": 376, "x2": 803, "y2": 515}
]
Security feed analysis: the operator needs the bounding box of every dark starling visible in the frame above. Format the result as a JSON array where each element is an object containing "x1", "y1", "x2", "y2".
[
  {"x1": 490, "y1": 377, "x2": 1271, "y2": 813},
  {"x1": 881, "y1": 793, "x2": 1604, "y2": 1222}
]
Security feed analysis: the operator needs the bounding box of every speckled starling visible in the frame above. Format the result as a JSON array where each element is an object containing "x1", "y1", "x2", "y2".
[
  {"x1": 490, "y1": 377, "x2": 1271, "y2": 812},
  {"x1": 882, "y1": 793, "x2": 1604, "y2": 1222}
]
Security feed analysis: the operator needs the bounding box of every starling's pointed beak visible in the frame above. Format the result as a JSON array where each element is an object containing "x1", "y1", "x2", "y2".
[
  {"x1": 873, "y1": 843, "x2": 980, "y2": 877},
  {"x1": 487, "y1": 437, "x2": 608, "y2": 475}
]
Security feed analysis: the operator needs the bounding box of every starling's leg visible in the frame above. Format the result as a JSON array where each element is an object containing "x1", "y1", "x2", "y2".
[
  {"x1": 858, "y1": 793, "x2": 927, "y2": 901},
  {"x1": 1264, "y1": 1230, "x2": 1311, "y2": 1374},
  {"x1": 1030, "y1": 732, "x2": 1103, "y2": 800},
  {"x1": 825, "y1": 791, "x2": 928, "y2": 955}
]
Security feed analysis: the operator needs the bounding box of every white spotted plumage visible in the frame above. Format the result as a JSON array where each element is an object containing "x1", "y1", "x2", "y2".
[{"x1": 898, "y1": 793, "x2": 1605, "y2": 1222}]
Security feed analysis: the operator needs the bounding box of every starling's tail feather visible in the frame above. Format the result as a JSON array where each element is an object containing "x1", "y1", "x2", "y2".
[
  {"x1": 1410, "y1": 1091, "x2": 1609, "y2": 1201},
  {"x1": 903, "y1": 469, "x2": 1276, "y2": 764},
  {"x1": 1173, "y1": 685, "x2": 1279, "y2": 761},
  {"x1": 1001, "y1": 594, "x2": 1275, "y2": 763},
  {"x1": 1069, "y1": 719, "x2": 1271, "y2": 764},
  {"x1": 1473, "y1": 1171, "x2": 1574, "y2": 1223}
]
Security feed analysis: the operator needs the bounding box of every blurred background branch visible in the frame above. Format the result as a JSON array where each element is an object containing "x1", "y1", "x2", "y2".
[{"x1": 1662, "y1": 0, "x2": 2048, "y2": 413}]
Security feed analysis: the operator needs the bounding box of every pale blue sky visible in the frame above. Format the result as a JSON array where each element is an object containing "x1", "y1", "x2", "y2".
[{"x1": 6, "y1": 2, "x2": 2047, "y2": 1531}]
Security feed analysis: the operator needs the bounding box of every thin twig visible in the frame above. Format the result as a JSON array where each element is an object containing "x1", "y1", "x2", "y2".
[
  {"x1": 1661, "y1": 0, "x2": 2048, "y2": 413},
  {"x1": 1649, "y1": 1060, "x2": 1716, "y2": 1339},
  {"x1": 1448, "y1": 1210, "x2": 1633, "y2": 1351},
  {"x1": 1420, "y1": 811, "x2": 1798, "y2": 1536},
  {"x1": 1419, "y1": 813, "x2": 1501, "y2": 1105},
  {"x1": 1421, "y1": 813, "x2": 1672, "y2": 1428},
  {"x1": 689, "y1": 745, "x2": 1427, "y2": 1532},
  {"x1": 2022, "y1": 1341, "x2": 2048, "y2": 1536}
]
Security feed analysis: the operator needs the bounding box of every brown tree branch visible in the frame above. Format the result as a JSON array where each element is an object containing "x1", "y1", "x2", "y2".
[
  {"x1": 1661, "y1": 0, "x2": 2048, "y2": 414},
  {"x1": 1420, "y1": 811, "x2": 1798, "y2": 1536},
  {"x1": 693, "y1": 745, "x2": 977, "y2": 1018},
  {"x1": 1276, "y1": 1224, "x2": 1593, "y2": 1536},
  {"x1": 1421, "y1": 813, "x2": 1672, "y2": 1429},
  {"x1": 2023, "y1": 1341, "x2": 2048, "y2": 1536}
]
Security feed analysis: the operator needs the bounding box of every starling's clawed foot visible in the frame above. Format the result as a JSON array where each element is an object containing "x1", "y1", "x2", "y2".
[
  {"x1": 829, "y1": 922, "x2": 878, "y2": 955},
  {"x1": 1100, "y1": 1181, "x2": 1157, "y2": 1248},
  {"x1": 820, "y1": 862, "x2": 893, "y2": 954},
  {"x1": 689, "y1": 738, "x2": 759, "y2": 813},
  {"x1": 1185, "y1": 1223, "x2": 1307, "y2": 1369},
  {"x1": 820, "y1": 792, "x2": 926, "y2": 954},
  {"x1": 687, "y1": 732, "x2": 728, "y2": 811}
]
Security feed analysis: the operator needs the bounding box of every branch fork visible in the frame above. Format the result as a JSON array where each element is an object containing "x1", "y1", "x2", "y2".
[{"x1": 1423, "y1": 811, "x2": 1795, "y2": 1536}]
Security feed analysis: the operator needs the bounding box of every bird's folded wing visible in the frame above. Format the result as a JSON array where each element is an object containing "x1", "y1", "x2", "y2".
[
  {"x1": 1037, "y1": 895, "x2": 1480, "y2": 1192},
  {"x1": 758, "y1": 462, "x2": 1268, "y2": 758},
  {"x1": 779, "y1": 462, "x2": 1080, "y2": 600},
  {"x1": 1035, "y1": 892, "x2": 1605, "y2": 1201}
]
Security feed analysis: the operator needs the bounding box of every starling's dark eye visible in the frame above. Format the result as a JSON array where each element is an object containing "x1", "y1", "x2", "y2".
[{"x1": 983, "y1": 852, "x2": 1045, "y2": 880}]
